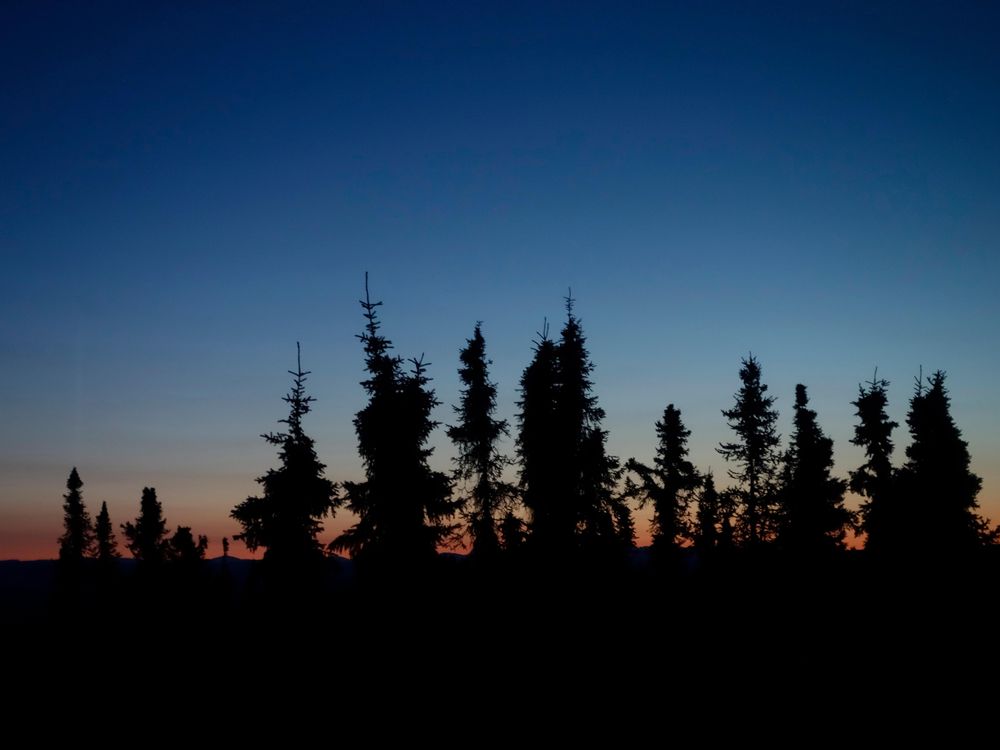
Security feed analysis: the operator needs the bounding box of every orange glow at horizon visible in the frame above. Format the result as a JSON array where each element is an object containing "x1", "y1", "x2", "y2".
[
  {"x1": 3, "y1": 453, "x2": 998, "y2": 560},
  {"x1": 7, "y1": 490, "x2": 997, "y2": 561}
]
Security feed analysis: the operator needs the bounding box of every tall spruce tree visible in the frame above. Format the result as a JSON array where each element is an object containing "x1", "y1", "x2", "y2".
[
  {"x1": 334, "y1": 276, "x2": 457, "y2": 569},
  {"x1": 447, "y1": 323, "x2": 514, "y2": 557},
  {"x1": 121, "y1": 487, "x2": 168, "y2": 564},
  {"x1": 58, "y1": 467, "x2": 94, "y2": 562},
  {"x1": 717, "y1": 355, "x2": 781, "y2": 545},
  {"x1": 516, "y1": 324, "x2": 563, "y2": 549},
  {"x1": 94, "y1": 501, "x2": 120, "y2": 562},
  {"x1": 517, "y1": 296, "x2": 632, "y2": 556},
  {"x1": 557, "y1": 295, "x2": 631, "y2": 553},
  {"x1": 897, "y1": 371, "x2": 994, "y2": 552},
  {"x1": 231, "y1": 344, "x2": 338, "y2": 565},
  {"x1": 850, "y1": 374, "x2": 899, "y2": 553},
  {"x1": 778, "y1": 384, "x2": 852, "y2": 553},
  {"x1": 626, "y1": 404, "x2": 700, "y2": 554}
]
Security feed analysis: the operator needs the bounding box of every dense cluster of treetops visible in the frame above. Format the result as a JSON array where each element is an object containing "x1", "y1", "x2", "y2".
[{"x1": 57, "y1": 277, "x2": 996, "y2": 575}]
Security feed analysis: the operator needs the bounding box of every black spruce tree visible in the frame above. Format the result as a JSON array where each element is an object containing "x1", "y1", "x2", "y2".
[
  {"x1": 717, "y1": 355, "x2": 782, "y2": 546},
  {"x1": 896, "y1": 371, "x2": 994, "y2": 553},
  {"x1": 231, "y1": 344, "x2": 338, "y2": 565},
  {"x1": 850, "y1": 374, "x2": 899, "y2": 553},
  {"x1": 167, "y1": 526, "x2": 209, "y2": 564},
  {"x1": 626, "y1": 404, "x2": 700, "y2": 556},
  {"x1": 516, "y1": 324, "x2": 563, "y2": 550},
  {"x1": 121, "y1": 487, "x2": 168, "y2": 564},
  {"x1": 447, "y1": 323, "x2": 514, "y2": 557},
  {"x1": 58, "y1": 467, "x2": 94, "y2": 562},
  {"x1": 94, "y1": 501, "x2": 120, "y2": 562},
  {"x1": 778, "y1": 384, "x2": 852, "y2": 553},
  {"x1": 517, "y1": 296, "x2": 632, "y2": 557},
  {"x1": 334, "y1": 276, "x2": 458, "y2": 569}
]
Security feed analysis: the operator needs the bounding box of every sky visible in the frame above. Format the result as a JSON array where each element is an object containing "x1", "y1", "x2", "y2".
[{"x1": 2, "y1": 1, "x2": 999, "y2": 559}]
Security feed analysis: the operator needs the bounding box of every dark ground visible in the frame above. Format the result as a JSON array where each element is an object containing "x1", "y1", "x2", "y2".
[{"x1": 3, "y1": 550, "x2": 995, "y2": 726}]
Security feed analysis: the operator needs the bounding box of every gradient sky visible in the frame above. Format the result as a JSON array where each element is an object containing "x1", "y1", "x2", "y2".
[{"x1": 2, "y1": 1, "x2": 999, "y2": 559}]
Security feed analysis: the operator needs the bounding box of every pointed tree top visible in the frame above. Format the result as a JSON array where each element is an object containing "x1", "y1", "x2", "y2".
[
  {"x1": 536, "y1": 317, "x2": 550, "y2": 343},
  {"x1": 288, "y1": 341, "x2": 311, "y2": 380},
  {"x1": 861, "y1": 366, "x2": 890, "y2": 392},
  {"x1": 360, "y1": 271, "x2": 385, "y2": 338},
  {"x1": 914, "y1": 364, "x2": 924, "y2": 396}
]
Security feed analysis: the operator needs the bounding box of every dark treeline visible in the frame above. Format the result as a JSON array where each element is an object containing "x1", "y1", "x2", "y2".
[
  {"x1": 42, "y1": 278, "x2": 997, "y2": 619},
  {"x1": 59, "y1": 474, "x2": 209, "y2": 569}
]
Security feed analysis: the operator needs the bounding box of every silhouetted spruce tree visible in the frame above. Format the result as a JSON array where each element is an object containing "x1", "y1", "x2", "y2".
[
  {"x1": 718, "y1": 355, "x2": 781, "y2": 546},
  {"x1": 58, "y1": 468, "x2": 94, "y2": 562},
  {"x1": 850, "y1": 374, "x2": 899, "y2": 553},
  {"x1": 121, "y1": 487, "x2": 168, "y2": 564},
  {"x1": 519, "y1": 296, "x2": 631, "y2": 557},
  {"x1": 447, "y1": 323, "x2": 514, "y2": 557},
  {"x1": 94, "y1": 501, "x2": 120, "y2": 562},
  {"x1": 553, "y1": 300, "x2": 592, "y2": 552},
  {"x1": 778, "y1": 384, "x2": 852, "y2": 553},
  {"x1": 334, "y1": 276, "x2": 457, "y2": 569},
  {"x1": 896, "y1": 371, "x2": 994, "y2": 553},
  {"x1": 516, "y1": 323, "x2": 563, "y2": 550},
  {"x1": 693, "y1": 472, "x2": 721, "y2": 553},
  {"x1": 231, "y1": 344, "x2": 338, "y2": 565},
  {"x1": 167, "y1": 526, "x2": 209, "y2": 563},
  {"x1": 626, "y1": 404, "x2": 700, "y2": 557}
]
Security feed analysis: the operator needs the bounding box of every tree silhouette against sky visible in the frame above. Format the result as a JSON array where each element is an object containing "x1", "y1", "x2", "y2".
[
  {"x1": 447, "y1": 323, "x2": 514, "y2": 558},
  {"x1": 517, "y1": 322, "x2": 562, "y2": 552},
  {"x1": 94, "y1": 501, "x2": 119, "y2": 563},
  {"x1": 518, "y1": 296, "x2": 632, "y2": 558},
  {"x1": 122, "y1": 487, "x2": 168, "y2": 564},
  {"x1": 626, "y1": 404, "x2": 700, "y2": 559},
  {"x1": 231, "y1": 344, "x2": 338, "y2": 565},
  {"x1": 778, "y1": 384, "x2": 852, "y2": 554},
  {"x1": 897, "y1": 371, "x2": 995, "y2": 553},
  {"x1": 58, "y1": 467, "x2": 93, "y2": 563},
  {"x1": 334, "y1": 275, "x2": 458, "y2": 570},
  {"x1": 850, "y1": 374, "x2": 899, "y2": 554},
  {"x1": 718, "y1": 355, "x2": 781, "y2": 546}
]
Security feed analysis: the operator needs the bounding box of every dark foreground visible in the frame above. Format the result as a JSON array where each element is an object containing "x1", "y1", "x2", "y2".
[
  {"x1": 4, "y1": 550, "x2": 997, "y2": 724},
  {"x1": 4, "y1": 549, "x2": 996, "y2": 636}
]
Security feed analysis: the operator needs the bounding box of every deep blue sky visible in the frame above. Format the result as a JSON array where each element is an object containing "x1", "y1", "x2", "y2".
[{"x1": 2, "y1": 1, "x2": 998, "y2": 557}]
